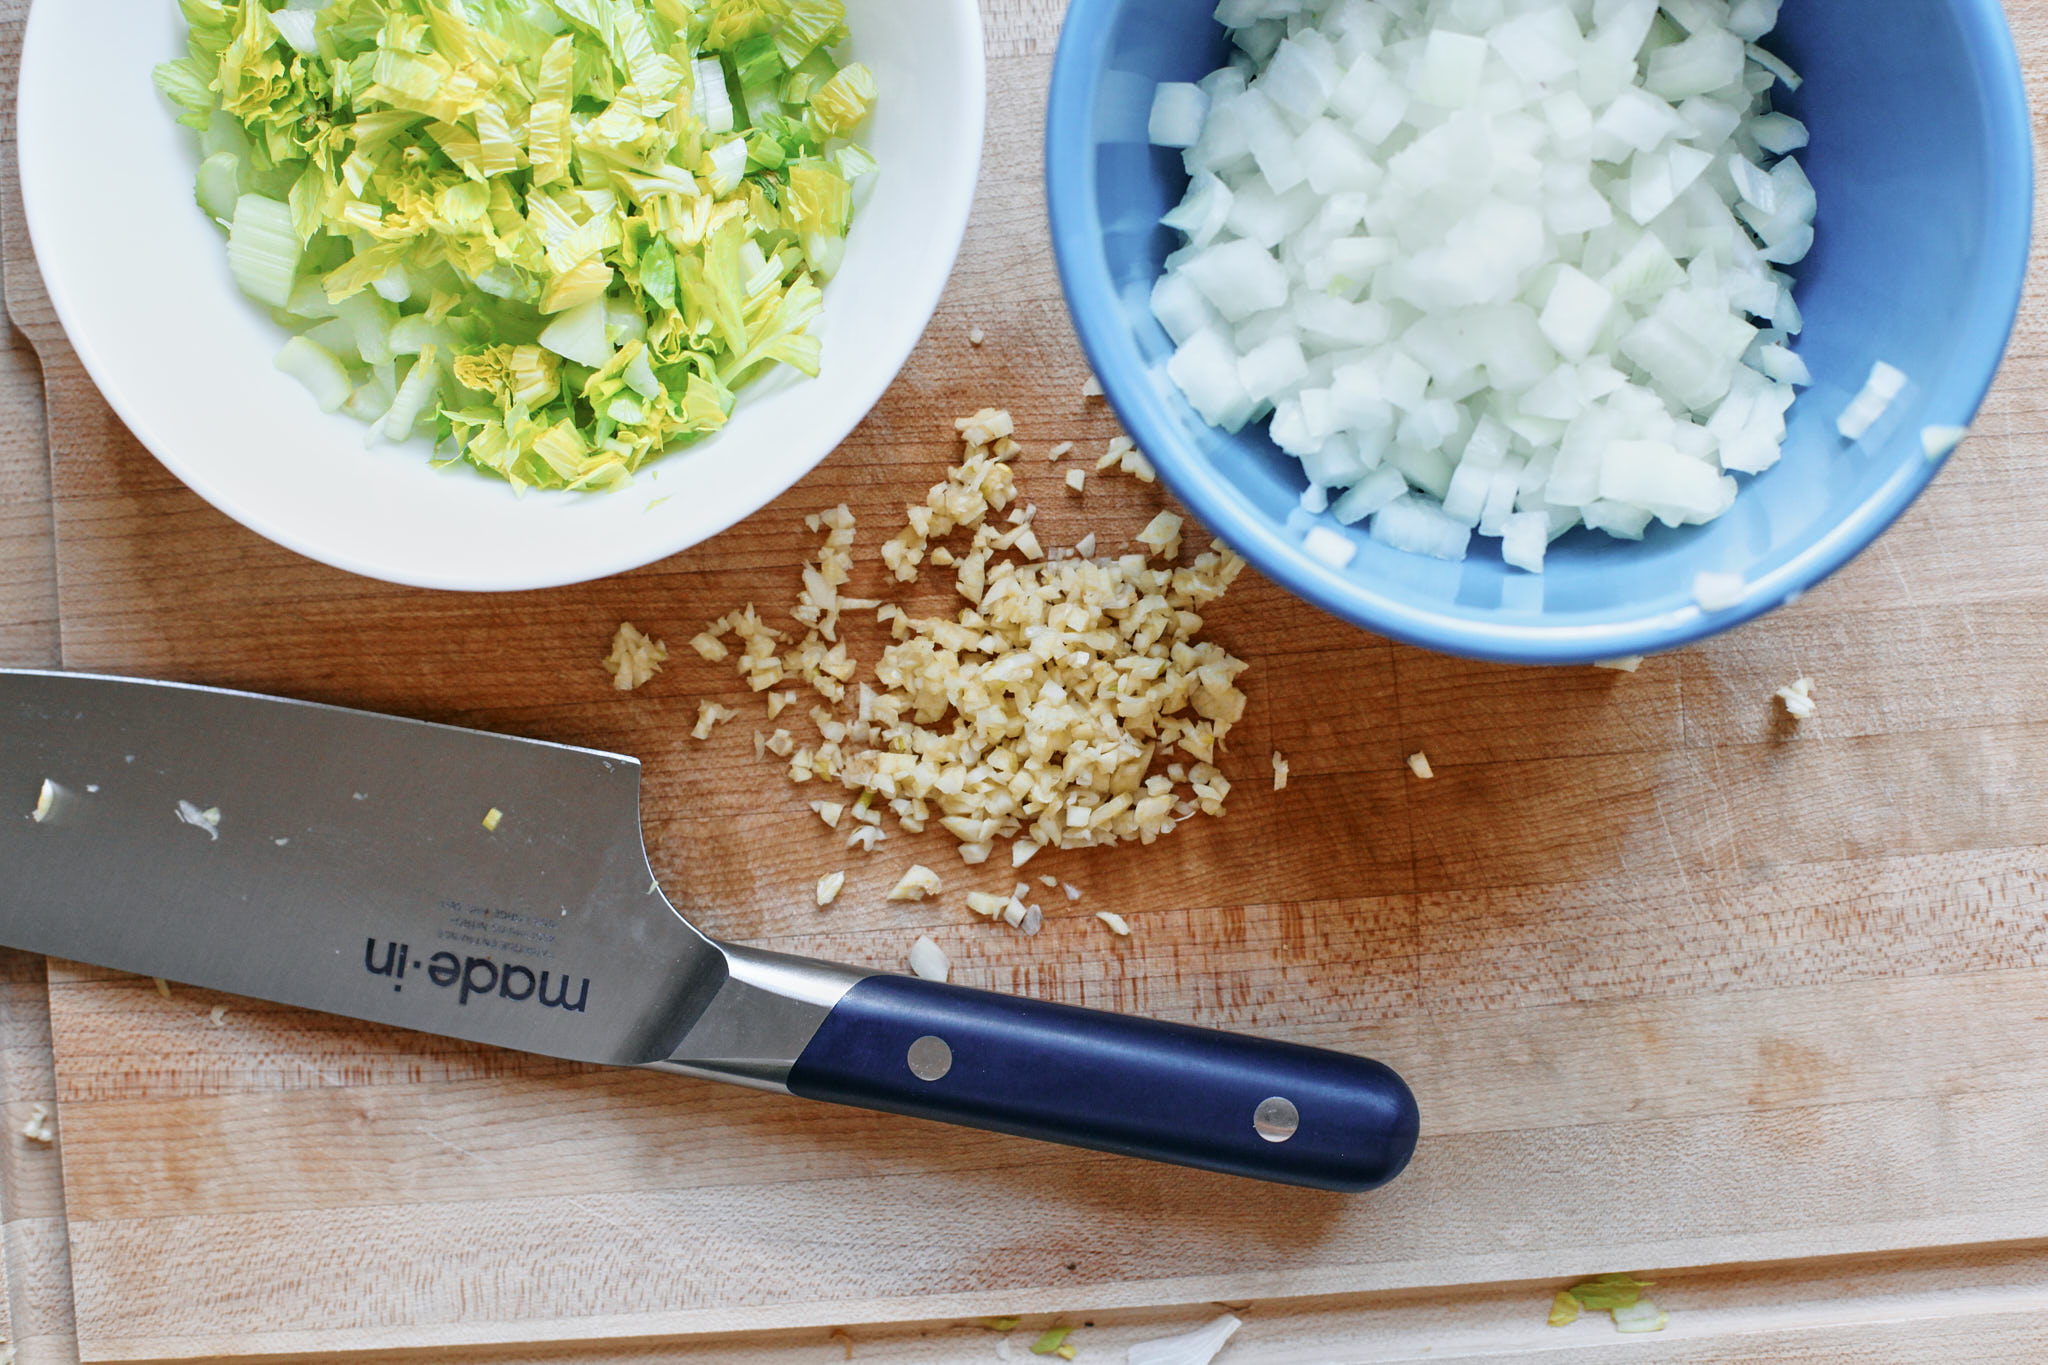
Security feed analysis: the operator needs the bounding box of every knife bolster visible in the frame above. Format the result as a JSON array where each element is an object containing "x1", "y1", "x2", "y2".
[{"x1": 646, "y1": 943, "x2": 873, "y2": 1091}]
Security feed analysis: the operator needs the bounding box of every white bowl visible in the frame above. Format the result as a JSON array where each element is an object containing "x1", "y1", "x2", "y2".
[{"x1": 17, "y1": 1, "x2": 984, "y2": 591}]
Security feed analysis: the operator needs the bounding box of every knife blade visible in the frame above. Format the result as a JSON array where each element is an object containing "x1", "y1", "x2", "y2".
[{"x1": 2, "y1": 669, "x2": 1418, "y2": 1190}]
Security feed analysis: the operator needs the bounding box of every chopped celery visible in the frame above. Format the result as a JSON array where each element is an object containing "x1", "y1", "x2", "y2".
[
  {"x1": 227, "y1": 195, "x2": 300, "y2": 308},
  {"x1": 157, "y1": 0, "x2": 876, "y2": 491},
  {"x1": 194, "y1": 153, "x2": 241, "y2": 224},
  {"x1": 381, "y1": 350, "x2": 444, "y2": 442},
  {"x1": 538, "y1": 298, "x2": 614, "y2": 370},
  {"x1": 275, "y1": 336, "x2": 351, "y2": 413}
]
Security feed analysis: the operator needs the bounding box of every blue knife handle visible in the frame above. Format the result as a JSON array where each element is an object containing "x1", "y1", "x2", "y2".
[{"x1": 785, "y1": 975, "x2": 1418, "y2": 1191}]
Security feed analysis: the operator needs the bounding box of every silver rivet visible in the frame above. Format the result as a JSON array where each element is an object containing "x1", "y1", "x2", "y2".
[
  {"x1": 1253, "y1": 1096, "x2": 1299, "y2": 1143},
  {"x1": 907, "y1": 1034, "x2": 953, "y2": 1081}
]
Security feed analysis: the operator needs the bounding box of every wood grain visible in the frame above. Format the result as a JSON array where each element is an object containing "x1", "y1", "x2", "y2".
[
  {"x1": 1, "y1": 951, "x2": 78, "y2": 1365},
  {"x1": 0, "y1": 0, "x2": 51, "y2": 673},
  {"x1": 0, "y1": 0, "x2": 72, "y2": 1354},
  {"x1": 5, "y1": 0, "x2": 2048, "y2": 1359}
]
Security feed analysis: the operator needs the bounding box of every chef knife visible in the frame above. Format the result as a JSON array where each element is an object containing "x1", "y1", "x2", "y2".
[{"x1": 0, "y1": 668, "x2": 1418, "y2": 1190}]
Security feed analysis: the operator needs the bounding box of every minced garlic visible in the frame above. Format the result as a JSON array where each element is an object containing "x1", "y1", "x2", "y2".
[
  {"x1": 887, "y1": 864, "x2": 942, "y2": 901},
  {"x1": 175, "y1": 801, "x2": 221, "y2": 840},
  {"x1": 908, "y1": 936, "x2": 950, "y2": 982},
  {"x1": 604, "y1": 622, "x2": 669, "y2": 690},
  {"x1": 1094, "y1": 434, "x2": 1158, "y2": 483},
  {"x1": 691, "y1": 701, "x2": 738, "y2": 740},
  {"x1": 1271, "y1": 751, "x2": 1289, "y2": 791},
  {"x1": 694, "y1": 411, "x2": 1251, "y2": 871},
  {"x1": 1407, "y1": 752, "x2": 1434, "y2": 780},
  {"x1": 1775, "y1": 676, "x2": 1817, "y2": 720},
  {"x1": 1136, "y1": 510, "x2": 1183, "y2": 559},
  {"x1": 20, "y1": 1103, "x2": 53, "y2": 1144},
  {"x1": 816, "y1": 871, "x2": 845, "y2": 907},
  {"x1": 481, "y1": 807, "x2": 503, "y2": 831}
]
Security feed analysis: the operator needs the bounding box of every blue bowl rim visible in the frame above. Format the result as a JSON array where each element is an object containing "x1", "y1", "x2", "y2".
[{"x1": 1044, "y1": 0, "x2": 2035, "y2": 666}]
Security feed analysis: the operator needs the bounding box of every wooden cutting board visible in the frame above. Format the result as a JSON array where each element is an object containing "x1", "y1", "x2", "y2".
[{"x1": 7, "y1": 1, "x2": 2048, "y2": 1360}]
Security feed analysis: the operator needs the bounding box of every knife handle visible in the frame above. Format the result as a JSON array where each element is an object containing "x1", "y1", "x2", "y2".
[{"x1": 783, "y1": 974, "x2": 1418, "y2": 1191}]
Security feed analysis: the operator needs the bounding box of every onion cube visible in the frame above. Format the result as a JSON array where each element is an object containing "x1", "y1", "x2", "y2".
[
  {"x1": 1303, "y1": 524, "x2": 1357, "y2": 569},
  {"x1": 1148, "y1": 82, "x2": 1209, "y2": 149},
  {"x1": 1500, "y1": 511, "x2": 1549, "y2": 572},
  {"x1": 1167, "y1": 328, "x2": 1256, "y2": 431},
  {"x1": 1646, "y1": 29, "x2": 1745, "y2": 101},
  {"x1": 1179, "y1": 239, "x2": 1288, "y2": 321},
  {"x1": 1491, "y1": 7, "x2": 1583, "y2": 85},
  {"x1": 1538, "y1": 266, "x2": 1615, "y2": 362},
  {"x1": 1836, "y1": 361, "x2": 1907, "y2": 441},
  {"x1": 1415, "y1": 30, "x2": 1488, "y2": 108},
  {"x1": 1371, "y1": 495, "x2": 1472, "y2": 560}
]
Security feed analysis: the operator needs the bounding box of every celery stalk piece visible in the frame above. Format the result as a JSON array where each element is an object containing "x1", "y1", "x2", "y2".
[
  {"x1": 156, "y1": 0, "x2": 877, "y2": 486},
  {"x1": 275, "y1": 337, "x2": 352, "y2": 413},
  {"x1": 194, "y1": 153, "x2": 241, "y2": 225},
  {"x1": 227, "y1": 196, "x2": 300, "y2": 309},
  {"x1": 382, "y1": 349, "x2": 445, "y2": 443}
]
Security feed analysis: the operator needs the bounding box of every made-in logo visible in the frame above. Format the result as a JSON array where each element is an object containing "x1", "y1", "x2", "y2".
[{"x1": 363, "y1": 939, "x2": 590, "y2": 1013}]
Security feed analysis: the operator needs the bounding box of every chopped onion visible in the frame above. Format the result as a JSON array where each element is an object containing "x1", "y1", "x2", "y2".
[
  {"x1": 1500, "y1": 510, "x2": 1549, "y2": 573},
  {"x1": 1149, "y1": 83, "x2": 1209, "y2": 149},
  {"x1": 1754, "y1": 343, "x2": 1810, "y2": 387},
  {"x1": 1126, "y1": 1313, "x2": 1242, "y2": 1365},
  {"x1": 1693, "y1": 570, "x2": 1746, "y2": 611},
  {"x1": 1921, "y1": 424, "x2": 1968, "y2": 459},
  {"x1": 1836, "y1": 361, "x2": 1907, "y2": 441},
  {"x1": 1152, "y1": 0, "x2": 1812, "y2": 571},
  {"x1": 1746, "y1": 43, "x2": 1802, "y2": 90},
  {"x1": 1749, "y1": 111, "x2": 1809, "y2": 154},
  {"x1": 1303, "y1": 523, "x2": 1356, "y2": 569},
  {"x1": 1331, "y1": 465, "x2": 1409, "y2": 524},
  {"x1": 1372, "y1": 496, "x2": 1470, "y2": 561},
  {"x1": 1594, "y1": 655, "x2": 1644, "y2": 672}
]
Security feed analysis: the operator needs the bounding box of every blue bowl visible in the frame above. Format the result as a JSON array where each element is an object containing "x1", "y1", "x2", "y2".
[{"x1": 1047, "y1": 1, "x2": 2032, "y2": 664}]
